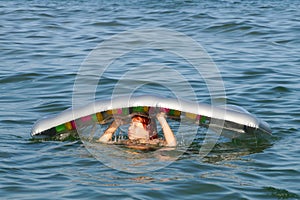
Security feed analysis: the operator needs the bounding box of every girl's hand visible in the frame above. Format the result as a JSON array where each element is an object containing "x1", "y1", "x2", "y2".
[
  {"x1": 115, "y1": 118, "x2": 124, "y2": 126},
  {"x1": 156, "y1": 112, "x2": 166, "y2": 118},
  {"x1": 156, "y1": 112, "x2": 176, "y2": 147}
]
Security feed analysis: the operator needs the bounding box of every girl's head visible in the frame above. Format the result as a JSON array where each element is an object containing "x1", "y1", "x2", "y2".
[
  {"x1": 128, "y1": 114, "x2": 157, "y2": 140},
  {"x1": 131, "y1": 115, "x2": 150, "y2": 129}
]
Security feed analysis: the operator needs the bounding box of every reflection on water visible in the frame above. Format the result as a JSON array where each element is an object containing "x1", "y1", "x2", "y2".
[{"x1": 200, "y1": 140, "x2": 274, "y2": 164}]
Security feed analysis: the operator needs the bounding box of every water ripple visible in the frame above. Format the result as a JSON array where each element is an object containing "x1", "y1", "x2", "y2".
[{"x1": 1, "y1": 0, "x2": 300, "y2": 199}]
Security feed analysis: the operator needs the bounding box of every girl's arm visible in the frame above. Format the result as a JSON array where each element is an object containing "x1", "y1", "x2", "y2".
[
  {"x1": 97, "y1": 120, "x2": 120, "y2": 143},
  {"x1": 156, "y1": 113, "x2": 177, "y2": 147}
]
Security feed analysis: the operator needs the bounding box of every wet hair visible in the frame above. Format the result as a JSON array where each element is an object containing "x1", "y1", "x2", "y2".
[{"x1": 131, "y1": 115, "x2": 150, "y2": 129}]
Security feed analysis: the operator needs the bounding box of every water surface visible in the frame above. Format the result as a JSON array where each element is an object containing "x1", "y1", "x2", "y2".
[{"x1": 1, "y1": 0, "x2": 300, "y2": 199}]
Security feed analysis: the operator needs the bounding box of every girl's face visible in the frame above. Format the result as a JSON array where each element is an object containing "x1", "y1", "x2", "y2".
[{"x1": 128, "y1": 116, "x2": 150, "y2": 140}]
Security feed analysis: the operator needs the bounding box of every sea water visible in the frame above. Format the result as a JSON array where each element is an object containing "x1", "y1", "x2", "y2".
[{"x1": 1, "y1": 0, "x2": 300, "y2": 199}]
